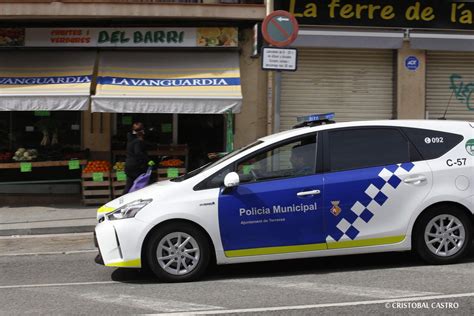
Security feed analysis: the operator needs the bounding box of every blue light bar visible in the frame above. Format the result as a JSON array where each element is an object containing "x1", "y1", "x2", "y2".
[{"x1": 297, "y1": 112, "x2": 335, "y2": 123}]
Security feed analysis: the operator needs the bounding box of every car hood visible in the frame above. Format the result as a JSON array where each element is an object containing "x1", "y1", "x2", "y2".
[{"x1": 96, "y1": 179, "x2": 176, "y2": 219}]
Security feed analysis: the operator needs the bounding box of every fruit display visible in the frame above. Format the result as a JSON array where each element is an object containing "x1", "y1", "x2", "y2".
[
  {"x1": 0, "y1": 28, "x2": 25, "y2": 47},
  {"x1": 83, "y1": 160, "x2": 111, "y2": 173},
  {"x1": 0, "y1": 152, "x2": 13, "y2": 162},
  {"x1": 12, "y1": 148, "x2": 38, "y2": 161},
  {"x1": 0, "y1": 146, "x2": 87, "y2": 164},
  {"x1": 196, "y1": 27, "x2": 237, "y2": 47},
  {"x1": 113, "y1": 161, "x2": 125, "y2": 171},
  {"x1": 159, "y1": 158, "x2": 184, "y2": 167}
]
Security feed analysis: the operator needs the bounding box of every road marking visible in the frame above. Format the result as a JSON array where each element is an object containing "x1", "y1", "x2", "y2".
[
  {"x1": 224, "y1": 278, "x2": 439, "y2": 299},
  {"x1": 153, "y1": 292, "x2": 474, "y2": 315},
  {"x1": 82, "y1": 293, "x2": 222, "y2": 313},
  {"x1": 0, "y1": 217, "x2": 95, "y2": 225},
  {"x1": 392, "y1": 264, "x2": 474, "y2": 276},
  {"x1": 0, "y1": 249, "x2": 96, "y2": 257},
  {"x1": 0, "y1": 281, "x2": 119, "y2": 290},
  {"x1": 0, "y1": 232, "x2": 93, "y2": 239}
]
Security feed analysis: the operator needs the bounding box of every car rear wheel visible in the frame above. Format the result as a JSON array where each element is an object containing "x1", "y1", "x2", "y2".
[
  {"x1": 146, "y1": 223, "x2": 210, "y2": 282},
  {"x1": 414, "y1": 206, "x2": 472, "y2": 264}
]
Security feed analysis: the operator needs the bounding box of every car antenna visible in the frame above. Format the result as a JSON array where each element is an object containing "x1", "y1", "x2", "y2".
[{"x1": 439, "y1": 90, "x2": 454, "y2": 120}]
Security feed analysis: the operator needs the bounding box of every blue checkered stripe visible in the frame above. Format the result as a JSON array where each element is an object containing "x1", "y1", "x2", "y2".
[{"x1": 326, "y1": 162, "x2": 415, "y2": 242}]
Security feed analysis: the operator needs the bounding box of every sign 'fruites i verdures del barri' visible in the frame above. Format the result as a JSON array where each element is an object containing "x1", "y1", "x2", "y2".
[{"x1": 275, "y1": 0, "x2": 473, "y2": 29}]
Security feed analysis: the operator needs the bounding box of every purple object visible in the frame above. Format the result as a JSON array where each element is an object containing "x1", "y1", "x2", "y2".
[{"x1": 128, "y1": 167, "x2": 153, "y2": 193}]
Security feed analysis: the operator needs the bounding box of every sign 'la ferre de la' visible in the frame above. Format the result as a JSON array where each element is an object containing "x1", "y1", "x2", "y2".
[{"x1": 274, "y1": 0, "x2": 473, "y2": 30}]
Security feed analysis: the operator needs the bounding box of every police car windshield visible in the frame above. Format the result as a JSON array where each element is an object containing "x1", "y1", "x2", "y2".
[{"x1": 171, "y1": 141, "x2": 263, "y2": 182}]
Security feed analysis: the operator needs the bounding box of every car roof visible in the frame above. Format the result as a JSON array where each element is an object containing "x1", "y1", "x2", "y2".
[{"x1": 258, "y1": 120, "x2": 471, "y2": 144}]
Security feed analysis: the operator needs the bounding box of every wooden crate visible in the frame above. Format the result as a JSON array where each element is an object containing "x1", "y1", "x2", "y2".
[
  {"x1": 81, "y1": 171, "x2": 112, "y2": 205},
  {"x1": 0, "y1": 160, "x2": 87, "y2": 169},
  {"x1": 157, "y1": 168, "x2": 186, "y2": 182},
  {"x1": 111, "y1": 171, "x2": 126, "y2": 198}
]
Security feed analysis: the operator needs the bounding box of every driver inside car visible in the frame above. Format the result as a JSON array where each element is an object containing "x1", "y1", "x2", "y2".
[{"x1": 290, "y1": 144, "x2": 315, "y2": 176}]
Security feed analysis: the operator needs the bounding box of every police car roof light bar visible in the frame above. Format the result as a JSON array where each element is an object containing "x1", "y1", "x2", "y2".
[{"x1": 293, "y1": 112, "x2": 336, "y2": 129}]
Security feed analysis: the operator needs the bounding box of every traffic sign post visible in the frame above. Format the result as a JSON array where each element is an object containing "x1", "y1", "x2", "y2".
[{"x1": 261, "y1": 10, "x2": 300, "y2": 134}]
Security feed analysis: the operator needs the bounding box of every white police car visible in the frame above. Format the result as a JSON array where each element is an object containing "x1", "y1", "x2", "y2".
[{"x1": 95, "y1": 115, "x2": 474, "y2": 282}]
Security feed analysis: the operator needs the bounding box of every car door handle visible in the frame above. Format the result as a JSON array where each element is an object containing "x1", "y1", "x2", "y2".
[
  {"x1": 297, "y1": 190, "x2": 321, "y2": 197},
  {"x1": 403, "y1": 176, "x2": 427, "y2": 184}
]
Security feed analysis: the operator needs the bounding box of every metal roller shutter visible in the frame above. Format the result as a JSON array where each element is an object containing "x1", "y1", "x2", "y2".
[
  {"x1": 426, "y1": 51, "x2": 474, "y2": 121},
  {"x1": 280, "y1": 48, "x2": 394, "y2": 131}
]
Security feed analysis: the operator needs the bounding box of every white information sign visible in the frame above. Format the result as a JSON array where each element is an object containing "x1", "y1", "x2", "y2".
[{"x1": 261, "y1": 47, "x2": 297, "y2": 71}]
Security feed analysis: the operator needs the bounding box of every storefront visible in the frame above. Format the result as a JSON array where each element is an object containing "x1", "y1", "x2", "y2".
[
  {"x1": 0, "y1": 50, "x2": 95, "y2": 196},
  {"x1": 273, "y1": 0, "x2": 474, "y2": 130},
  {"x1": 280, "y1": 47, "x2": 395, "y2": 130},
  {"x1": 93, "y1": 49, "x2": 241, "y2": 170},
  {"x1": 425, "y1": 50, "x2": 474, "y2": 120},
  {"x1": 0, "y1": 26, "x2": 244, "y2": 201}
]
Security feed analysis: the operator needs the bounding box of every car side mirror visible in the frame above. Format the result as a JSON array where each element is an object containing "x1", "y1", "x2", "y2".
[{"x1": 223, "y1": 172, "x2": 240, "y2": 188}]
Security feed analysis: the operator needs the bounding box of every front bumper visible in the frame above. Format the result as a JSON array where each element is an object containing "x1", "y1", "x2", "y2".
[
  {"x1": 93, "y1": 232, "x2": 104, "y2": 265},
  {"x1": 95, "y1": 217, "x2": 148, "y2": 268}
]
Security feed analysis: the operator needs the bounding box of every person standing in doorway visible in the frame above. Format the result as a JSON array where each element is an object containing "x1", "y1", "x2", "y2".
[{"x1": 123, "y1": 122, "x2": 149, "y2": 194}]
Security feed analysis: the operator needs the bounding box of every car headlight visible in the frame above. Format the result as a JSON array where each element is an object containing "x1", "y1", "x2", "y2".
[{"x1": 106, "y1": 199, "x2": 152, "y2": 221}]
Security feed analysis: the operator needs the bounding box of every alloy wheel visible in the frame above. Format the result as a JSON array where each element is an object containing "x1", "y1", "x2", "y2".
[
  {"x1": 156, "y1": 232, "x2": 201, "y2": 275},
  {"x1": 424, "y1": 214, "x2": 465, "y2": 257}
]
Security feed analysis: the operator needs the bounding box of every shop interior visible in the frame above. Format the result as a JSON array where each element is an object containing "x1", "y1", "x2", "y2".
[
  {"x1": 0, "y1": 48, "x2": 239, "y2": 203},
  {"x1": 0, "y1": 111, "x2": 227, "y2": 189}
]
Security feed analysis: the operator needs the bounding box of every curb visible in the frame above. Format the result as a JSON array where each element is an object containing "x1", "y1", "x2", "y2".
[{"x1": 0, "y1": 225, "x2": 95, "y2": 236}]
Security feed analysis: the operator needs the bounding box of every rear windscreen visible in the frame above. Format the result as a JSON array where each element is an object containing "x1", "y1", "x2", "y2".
[{"x1": 402, "y1": 127, "x2": 464, "y2": 160}]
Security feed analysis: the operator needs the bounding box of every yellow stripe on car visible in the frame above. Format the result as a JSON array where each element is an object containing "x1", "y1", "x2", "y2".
[
  {"x1": 225, "y1": 243, "x2": 327, "y2": 257},
  {"x1": 225, "y1": 236, "x2": 406, "y2": 257},
  {"x1": 97, "y1": 206, "x2": 115, "y2": 214},
  {"x1": 327, "y1": 235, "x2": 405, "y2": 249},
  {"x1": 105, "y1": 258, "x2": 141, "y2": 268}
]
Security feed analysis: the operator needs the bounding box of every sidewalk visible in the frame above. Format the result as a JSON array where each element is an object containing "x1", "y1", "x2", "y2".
[{"x1": 0, "y1": 205, "x2": 97, "y2": 236}]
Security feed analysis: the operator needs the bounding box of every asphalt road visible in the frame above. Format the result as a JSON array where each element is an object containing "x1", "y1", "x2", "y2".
[{"x1": 0, "y1": 234, "x2": 473, "y2": 315}]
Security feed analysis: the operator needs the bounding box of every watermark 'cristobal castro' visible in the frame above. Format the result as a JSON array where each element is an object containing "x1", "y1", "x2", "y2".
[{"x1": 385, "y1": 301, "x2": 459, "y2": 309}]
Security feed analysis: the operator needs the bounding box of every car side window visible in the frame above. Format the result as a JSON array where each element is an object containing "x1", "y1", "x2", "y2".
[
  {"x1": 401, "y1": 127, "x2": 464, "y2": 160},
  {"x1": 201, "y1": 165, "x2": 233, "y2": 189},
  {"x1": 236, "y1": 135, "x2": 317, "y2": 183},
  {"x1": 194, "y1": 134, "x2": 317, "y2": 190},
  {"x1": 328, "y1": 128, "x2": 410, "y2": 172}
]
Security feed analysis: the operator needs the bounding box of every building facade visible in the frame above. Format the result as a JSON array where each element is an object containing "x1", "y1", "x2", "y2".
[
  {"x1": 1, "y1": 0, "x2": 473, "y2": 202},
  {"x1": 0, "y1": 0, "x2": 267, "y2": 201},
  {"x1": 272, "y1": 0, "x2": 474, "y2": 131}
]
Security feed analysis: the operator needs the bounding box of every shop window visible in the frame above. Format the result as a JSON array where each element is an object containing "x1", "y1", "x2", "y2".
[
  {"x1": 0, "y1": 111, "x2": 83, "y2": 183},
  {"x1": 10, "y1": 111, "x2": 81, "y2": 152},
  {"x1": 113, "y1": 113, "x2": 173, "y2": 151},
  {"x1": 178, "y1": 114, "x2": 225, "y2": 171},
  {"x1": 0, "y1": 112, "x2": 9, "y2": 153}
]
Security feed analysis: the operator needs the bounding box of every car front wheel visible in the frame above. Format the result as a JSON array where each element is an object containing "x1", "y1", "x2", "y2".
[
  {"x1": 146, "y1": 223, "x2": 210, "y2": 282},
  {"x1": 414, "y1": 206, "x2": 472, "y2": 264}
]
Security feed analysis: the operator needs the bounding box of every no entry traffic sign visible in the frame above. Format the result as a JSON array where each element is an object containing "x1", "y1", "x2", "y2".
[{"x1": 262, "y1": 10, "x2": 299, "y2": 47}]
